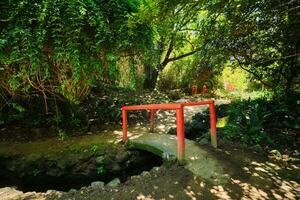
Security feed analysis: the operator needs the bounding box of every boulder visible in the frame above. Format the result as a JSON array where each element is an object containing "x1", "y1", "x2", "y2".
[
  {"x1": 107, "y1": 178, "x2": 120, "y2": 187},
  {"x1": 90, "y1": 181, "x2": 105, "y2": 189},
  {"x1": 141, "y1": 171, "x2": 150, "y2": 177}
]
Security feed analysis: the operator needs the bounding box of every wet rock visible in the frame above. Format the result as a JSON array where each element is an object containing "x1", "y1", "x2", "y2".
[
  {"x1": 141, "y1": 171, "x2": 150, "y2": 177},
  {"x1": 80, "y1": 186, "x2": 87, "y2": 191},
  {"x1": 107, "y1": 178, "x2": 120, "y2": 187},
  {"x1": 73, "y1": 157, "x2": 97, "y2": 176},
  {"x1": 68, "y1": 189, "x2": 77, "y2": 193},
  {"x1": 90, "y1": 181, "x2": 105, "y2": 189}
]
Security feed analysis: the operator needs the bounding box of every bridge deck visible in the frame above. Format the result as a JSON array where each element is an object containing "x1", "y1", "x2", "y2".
[{"x1": 126, "y1": 133, "x2": 228, "y2": 184}]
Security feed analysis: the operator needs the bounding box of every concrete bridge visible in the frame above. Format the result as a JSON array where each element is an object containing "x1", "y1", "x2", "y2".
[{"x1": 126, "y1": 133, "x2": 228, "y2": 184}]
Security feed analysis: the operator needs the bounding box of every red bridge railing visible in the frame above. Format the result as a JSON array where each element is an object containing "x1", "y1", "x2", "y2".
[{"x1": 121, "y1": 100, "x2": 217, "y2": 161}]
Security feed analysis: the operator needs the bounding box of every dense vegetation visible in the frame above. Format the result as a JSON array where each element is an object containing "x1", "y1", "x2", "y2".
[
  {"x1": 174, "y1": 94, "x2": 299, "y2": 153},
  {"x1": 0, "y1": 0, "x2": 299, "y2": 150}
]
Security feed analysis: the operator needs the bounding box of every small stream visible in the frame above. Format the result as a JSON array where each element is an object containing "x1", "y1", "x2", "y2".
[
  {"x1": 0, "y1": 131, "x2": 163, "y2": 192},
  {"x1": 0, "y1": 150, "x2": 162, "y2": 192}
]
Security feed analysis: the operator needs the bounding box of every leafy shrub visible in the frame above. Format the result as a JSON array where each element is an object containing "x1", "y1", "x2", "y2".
[
  {"x1": 176, "y1": 95, "x2": 299, "y2": 151},
  {"x1": 0, "y1": 0, "x2": 154, "y2": 136},
  {"x1": 0, "y1": 0, "x2": 150, "y2": 102}
]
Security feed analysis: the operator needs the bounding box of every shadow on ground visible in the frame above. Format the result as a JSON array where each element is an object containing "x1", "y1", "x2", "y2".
[{"x1": 55, "y1": 143, "x2": 299, "y2": 200}]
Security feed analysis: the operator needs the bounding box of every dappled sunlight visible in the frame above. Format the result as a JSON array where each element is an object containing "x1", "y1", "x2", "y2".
[
  {"x1": 239, "y1": 182, "x2": 269, "y2": 199},
  {"x1": 156, "y1": 124, "x2": 168, "y2": 132},
  {"x1": 130, "y1": 134, "x2": 145, "y2": 140},
  {"x1": 277, "y1": 181, "x2": 300, "y2": 199},
  {"x1": 224, "y1": 159, "x2": 300, "y2": 200},
  {"x1": 210, "y1": 185, "x2": 232, "y2": 200},
  {"x1": 184, "y1": 185, "x2": 198, "y2": 200},
  {"x1": 188, "y1": 155, "x2": 200, "y2": 161},
  {"x1": 194, "y1": 145, "x2": 300, "y2": 200},
  {"x1": 230, "y1": 178, "x2": 270, "y2": 199},
  {"x1": 136, "y1": 193, "x2": 155, "y2": 200},
  {"x1": 193, "y1": 176, "x2": 206, "y2": 188},
  {"x1": 110, "y1": 130, "x2": 122, "y2": 135}
]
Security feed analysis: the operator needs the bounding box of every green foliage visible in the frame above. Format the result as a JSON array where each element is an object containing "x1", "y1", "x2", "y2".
[
  {"x1": 90, "y1": 144, "x2": 99, "y2": 153},
  {"x1": 96, "y1": 166, "x2": 106, "y2": 175},
  {"x1": 0, "y1": 0, "x2": 298, "y2": 142},
  {"x1": 221, "y1": 99, "x2": 273, "y2": 144},
  {"x1": 11, "y1": 103, "x2": 25, "y2": 113},
  {"x1": 0, "y1": 0, "x2": 154, "y2": 130},
  {"x1": 200, "y1": 0, "x2": 300, "y2": 93},
  {"x1": 0, "y1": 0, "x2": 151, "y2": 102},
  {"x1": 220, "y1": 65, "x2": 249, "y2": 93},
  {"x1": 220, "y1": 95, "x2": 299, "y2": 149},
  {"x1": 58, "y1": 129, "x2": 68, "y2": 140},
  {"x1": 179, "y1": 94, "x2": 299, "y2": 150}
]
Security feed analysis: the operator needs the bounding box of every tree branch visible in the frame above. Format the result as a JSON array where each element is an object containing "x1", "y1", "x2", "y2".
[
  {"x1": 163, "y1": 47, "x2": 201, "y2": 64},
  {"x1": 233, "y1": 55, "x2": 271, "y2": 87},
  {"x1": 160, "y1": 35, "x2": 175, "y2": 68}
]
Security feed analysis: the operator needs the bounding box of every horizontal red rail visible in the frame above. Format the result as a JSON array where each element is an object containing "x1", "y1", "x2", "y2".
[
  {"x1": 182, "y1": 100, "x2": 213, "y2": 106},
  {"x1": 122, "y1": 103, "x2": 182, "y2": 111},
  {"x1": 122, "y1": 100, "x2": 214, "y2": 111},
  {"x1": 121, "y1": 100, "x2": 217, "y2": 162}
]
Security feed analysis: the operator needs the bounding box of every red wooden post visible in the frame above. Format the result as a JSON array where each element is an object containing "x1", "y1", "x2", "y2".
[
  {"x1": 122, "y1": 109, "x2": 127, "y2": 142},
  {"x1": 192, "y1": 85, "x2": 198, "y2": 96},
  {"x1": 176, "y1": 106, "x2": 185, "y2": 162},
  {"x1": 202, "y1": 84, "x2": 207, "y2": 95},
  {"x1": 150, "y1": 109, "x2": 155, "y2": 132},
  {"x1": 209, "y1": 101, "x2": 217, "y2": 148}
]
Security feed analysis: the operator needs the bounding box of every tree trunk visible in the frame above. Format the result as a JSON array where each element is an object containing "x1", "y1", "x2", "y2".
[
  {"x1": 143, "y1": 64, "x2": 152, "y2": 89},
  {"x1": 143, "y1": 65, "x2": 159, "y2": 90}
]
